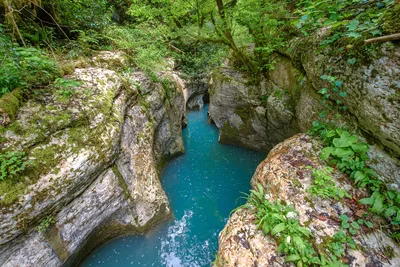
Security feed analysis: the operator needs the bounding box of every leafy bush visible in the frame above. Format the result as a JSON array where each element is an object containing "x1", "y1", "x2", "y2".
[
  {"x1": 0, "y1": 151, "x2": 30, "y2": 181},
  {"x1": 174, "y1": 42, "x2": 227, "y2": 77},
  {"x1": 242, "y1": 184, "x2": 347, "y2": 266},
  {"x1": 0, "y1": 27, "x2": 60, "y2": 97},
  {"x1": 308, "y1": 167, "x2": 349, "y2": 200},
  {"x1": 105, "y1": 25, "x2": 172, "y2": 71},
  {"x1": 319, "y1": 129, "x2": 378, "y2": 188},
  {"x1": 311, "y1": 122, "x2": 400, "y2": 235},
  {"x1": 55, "y1": 0, "x2": 111, "y2": 30},
  {"x1": 296, "y1": 0, "x2": 397, "y2": 46}
]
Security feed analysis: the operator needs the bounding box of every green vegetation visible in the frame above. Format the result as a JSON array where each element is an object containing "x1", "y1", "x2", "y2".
[
  {"x1": 327, "y1": 230, "x2": 356, "y2": 260},
  {"x1": 0, "y1": 27, "x2": 60, "y2": 97},
  {"x1": 317, "y1": 75, "x2": 347, "y2": 115},
  {"x1": 307, "y1": 167, "x2": 349, "y2": 200},
  {"x1": 1, "y1": 0, "x2": 397, "y2": 85},
  {"x1": 340, "y1": 214, "x2": 373, "y2": 235},
  {"x1": 37, "y1": 215, "x2": 55, "y2": 233},
  {"x1": 0, "y1": 151, "x2": 32, "y2": 204},
  {"x1": 242, "y1": 184, "x2": 348, "y2": 266},
  {"x1": 296, "y1": 0, "x2": 397, "y2": 41},
  {"x1": 311, "y1": 122, "x2": 400, "y2": 242},
  {"x1": 53, "y1": 78, "x2": 82, "y2": 100},
  {"x1": 0, "y1": 151, "x2": 30, "y2": 181}
]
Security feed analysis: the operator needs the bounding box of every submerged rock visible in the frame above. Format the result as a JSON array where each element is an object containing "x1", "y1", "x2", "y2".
[
  {"x1": 0, "y1": 52, "x2": 185, "y2": 266},
  {"x1": 216, "y1": 134, "x2": 400, "y2": 267}
]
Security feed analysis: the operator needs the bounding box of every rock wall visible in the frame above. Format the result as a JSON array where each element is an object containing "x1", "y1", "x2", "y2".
[
  {"x1": 208, "y1": 53, "x2": 324, "y2": 152},
  {"x1": 185, "y1": 74, "x2": 209, "y2": 110},
  {"x1": 289, "y1": 40, "x2": 400, "y2": 157},
  {"x1": 213, "y1": 39, "x2": 400, "y2": 266},
  {"x1": 209, "y1": 41, "x2": 400, "y2": 185},
  {"x1": 215, "y1": 134, "x2": 400, "y2": 267},
  {"x1": 0, "y1": 52, "x2": 185, "y2": 266},
  {"x1": 208, "y1": 69, "x2": 271, "y2": 151}
]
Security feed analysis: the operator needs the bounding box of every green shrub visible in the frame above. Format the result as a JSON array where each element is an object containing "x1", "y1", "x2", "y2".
[
  {"x1": 105, "y1": 25, "x2": 171, "y2": 71},
  {"x1": 0, "y1": 151, "x2": 30, "y2": 181},
  {"x1": 311, "y1": 122, "x2": 400, "y2": 236},
  {"x1": 242, "y1": 184, "x2": 346, "y2": 266},
  {"x1": 55, "y1": 0, "x2": 111, "y2": 30},
  {"x1": 308, "y1": 167, "x2": 350, "y2": 200},
  {"x1": 0, "y1": 28, "x2": 60, "y2": 97},
  {"x1": 296, "y1": 0, "x2": 397, "y2": 43},
  {"x1": 174, "y1": 42, "x2": 227, "y2": 78},
  {"x1": 37, "y1": 215, "x2": 55, "y2": 233}
]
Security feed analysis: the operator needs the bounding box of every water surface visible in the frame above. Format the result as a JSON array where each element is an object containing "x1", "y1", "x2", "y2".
[{"x1": 82, "y1": 105, "x2": 265, "y2": 267}]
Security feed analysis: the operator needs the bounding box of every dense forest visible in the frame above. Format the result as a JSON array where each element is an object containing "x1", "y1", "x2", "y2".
[
  {"x1": 1, "y1": 0, "x2": 398, "y2": 97},
  {"x1": 1, "y1": 1, "x2": 400, "y2": 266}
]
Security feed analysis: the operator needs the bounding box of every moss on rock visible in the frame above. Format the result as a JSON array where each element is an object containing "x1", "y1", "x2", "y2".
[
  {"x1": 381, "y1": 4, "x2": 400, "y2": 35},
  {"x1": 0, "y1": 89, "x2": 24, "y2": 124}
]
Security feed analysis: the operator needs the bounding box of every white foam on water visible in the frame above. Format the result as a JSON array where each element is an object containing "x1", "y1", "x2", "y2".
[
  {"x1": 159, "y1": 210, "x2": 212, "y2": 267},
  {"x1": 159, "y1": 210, "x2": 193, "y2": 267}
]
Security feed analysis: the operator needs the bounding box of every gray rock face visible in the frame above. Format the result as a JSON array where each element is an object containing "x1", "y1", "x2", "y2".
[
  {"x1": 0, "y1": 52, "x2": 185, "y2": 266},
  {"x1": 292, "y1": 41, "x2": 400, "y2": 157},
  {"x1": 188, "y1": 94, "x2": 205, "y2": 110},
  {"x1": 287, "y1": 40, "x2": 400, "y2": 186},
  {"x1": 216, "y1": 134, "x2": 400, "y2": 267},
  {"x1": 208, "y1": 68, "x2": 270, "y2": 151},
  {"x1": 209, "y1": 43, "x2": 400, "y2": 185},
  {"x1": 185, "y1": 75, "x2": 209, "y2": 110},
  {"x1": 209, "y1": 64, "x2": 309, "y2": 151}
]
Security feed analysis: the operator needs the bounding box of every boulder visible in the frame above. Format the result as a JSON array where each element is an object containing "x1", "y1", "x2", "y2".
[{"x1": 216, "y1": 134, "x2": 400, "y2": 267}]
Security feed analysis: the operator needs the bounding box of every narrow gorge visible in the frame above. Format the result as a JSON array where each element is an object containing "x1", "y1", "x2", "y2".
[{"x1": 1, "y1": 1, "x2": 400, "y2": 267}]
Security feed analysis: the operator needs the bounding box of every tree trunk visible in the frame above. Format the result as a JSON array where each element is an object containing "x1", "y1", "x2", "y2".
[{"x1": 214, "y1": 0, "x2": 257, "y2": 73}]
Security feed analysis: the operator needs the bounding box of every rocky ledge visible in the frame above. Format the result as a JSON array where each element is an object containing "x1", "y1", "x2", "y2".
[
  {"x1": 215, "y1": 134, "x2": 400, "y2": 267},
  {"x1": 0, "y1": 52, "x2": 185, "y2": 266}
]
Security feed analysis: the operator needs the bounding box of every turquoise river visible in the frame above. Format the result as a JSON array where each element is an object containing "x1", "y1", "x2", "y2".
[{"x1": 81, "y1": 105, "x2": 266, "y2": 267}]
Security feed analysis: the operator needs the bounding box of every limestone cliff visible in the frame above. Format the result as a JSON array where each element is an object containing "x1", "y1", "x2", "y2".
[
  {"x1": 186, "y1": 74, "x2": 209, "y2": 110},
  {"x1": 0, "y1": 52, "x2": 185, "y2": 266},
  {"x1": 212, "y1": 37, "x2": 400, "y2": 266},
  {"x1": 209, "y1": 41, "x2": 400, "y2": 185}
]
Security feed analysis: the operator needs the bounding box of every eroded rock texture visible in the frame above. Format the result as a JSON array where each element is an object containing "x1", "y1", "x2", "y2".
[
  {"x1": 0, "y1": 52, "x2": 185, "y2": 266},
  {"x1": 209, "y1": 42, "x2": 400, "y2": 185},
  {"x1": 216, "y1": 134, "x2": 400, "y2": 267},
  {"x1": 186, "y1": 74, "x2": 209, "y2": 110}
]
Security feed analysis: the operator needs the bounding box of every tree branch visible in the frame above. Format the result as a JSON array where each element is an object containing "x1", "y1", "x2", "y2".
[{"x1": 364, "y1": 33, "x2": 400, "y2": 44}]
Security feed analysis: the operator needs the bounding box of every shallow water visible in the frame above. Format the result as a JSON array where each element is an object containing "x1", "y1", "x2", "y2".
[{"x1": 81, "y1": 105, "x2": 266, "y2": 267}]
